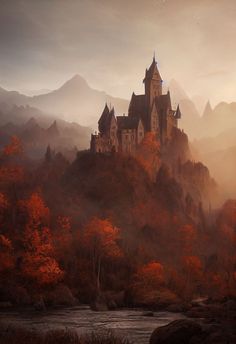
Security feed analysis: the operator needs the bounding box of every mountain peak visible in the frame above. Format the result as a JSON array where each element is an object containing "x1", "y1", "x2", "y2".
[
  {"x1": 24, "y1": 117, "x2": 38, "y2": 128},
  {"x1": 59, "y1": 74, "x2": 89, "y2": 91},
  {"x1": 47, "y1": 120, "x2": 59, "y2": 136},
  {"x1": 203, "y1": 100, "x2": 213, "y2": 118}
]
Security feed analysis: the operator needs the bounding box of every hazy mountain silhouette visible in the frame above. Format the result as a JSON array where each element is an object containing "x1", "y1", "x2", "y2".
[
  {"x1": 0, "y1": 86, "x2": 28, "y2": 105},
  {"x1": 192, "y1": 127, "x2": 236, "y2": 199},
  {"x1": 0, "y1": 75, "x2": 129, "y2": 128},
  {"x1": 196, "y1": 144, "x2": 236, "y2": 200},
  {"x1": 168, "y1": 79, "x2": 201, "y2": 139},
  {"x1": 0, "y1": 104, "x2": 92, "y2": 156},
  {"x1": 1, "y1": 76, "x2": 236, "y2": 139},
  {"x1": 200, "y1": 101, "x2": 236, "y2": 137}
]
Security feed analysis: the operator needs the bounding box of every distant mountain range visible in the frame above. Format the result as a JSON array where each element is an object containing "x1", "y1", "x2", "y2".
[
  {"x1": 1, "y1": 75, "x2": 236, "y2": 141},
  {"x1": 1, "y1": 75, "x2": 236, "y2": 197},
  {"x1": 0, "y1": 75, "x2": 128, "y2": 128},
  {"x1": 192, "y1": 127, "x2": 236, "y2": 200},
  {"x1": 0, "y1": 104, "x2": 91, "y2": 159}
]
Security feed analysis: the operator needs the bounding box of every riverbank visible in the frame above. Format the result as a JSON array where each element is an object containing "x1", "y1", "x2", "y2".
[
  {"x1": 0, "y1": 298, "x2": 235, "y2": 344},
  {"x1": 0, "y1": 326, "x2": 131, "y2": 344},
  {"x1": 0, "y1": 307, "x2": 184, "y2": 344}
]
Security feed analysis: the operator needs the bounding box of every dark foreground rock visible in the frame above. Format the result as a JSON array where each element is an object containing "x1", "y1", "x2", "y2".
[
  {"x1": 150, "y1": 318, "x2": 236, "y2": 344},
  {"x1": 150, "y1": 319, "x2": 202, "y2": 344}
]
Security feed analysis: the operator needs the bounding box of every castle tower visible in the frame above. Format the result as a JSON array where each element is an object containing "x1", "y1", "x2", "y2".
[{"x1": 143, "y1": 56, "x2": 162, "y2": 110}]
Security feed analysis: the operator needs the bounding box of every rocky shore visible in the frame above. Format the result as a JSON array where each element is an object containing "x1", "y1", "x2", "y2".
[
  {"x1": 150, "y1": 298, "x2": 236, "y2": 344},
  {"x1": 0, "y1": 295, "x2": 235, "y2": 344}
]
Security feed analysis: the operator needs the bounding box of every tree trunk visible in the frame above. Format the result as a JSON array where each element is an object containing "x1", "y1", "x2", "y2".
[{"x1": 97, "y1": 256, "x2": 101, "y2": 292}]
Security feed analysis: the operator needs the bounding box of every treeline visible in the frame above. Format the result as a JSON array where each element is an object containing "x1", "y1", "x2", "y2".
[{"x1": 0, "y1": 136, "x2": 235, "y2": 309}]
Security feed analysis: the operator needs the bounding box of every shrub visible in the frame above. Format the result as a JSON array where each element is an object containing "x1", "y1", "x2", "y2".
[{"x1": 0, "y1": 324, "x2": 131, "y2": 344}]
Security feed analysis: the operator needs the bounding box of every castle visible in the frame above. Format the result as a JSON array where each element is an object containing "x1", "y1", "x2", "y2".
[{"x1": 90, "y1": 56, "x2": 181, "y2": 154}]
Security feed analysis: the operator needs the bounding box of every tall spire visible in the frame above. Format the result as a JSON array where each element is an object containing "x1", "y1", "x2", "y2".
[
  {"x1": 175, "y1": 105, "x2": 181, "y2": 119},
  {"x1": 143, "y1": 55, "x2": 162, "y2": 83}
]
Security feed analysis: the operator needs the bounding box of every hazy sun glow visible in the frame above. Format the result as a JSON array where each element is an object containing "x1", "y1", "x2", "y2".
[{"x1": 0, "y1": 0, "x2": 236, "y2": 106}]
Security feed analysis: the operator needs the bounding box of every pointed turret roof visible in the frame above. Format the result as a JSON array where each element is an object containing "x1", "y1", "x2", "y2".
[
  {"x1": 143, "y1": 56, "x2": 162, "y2": 82},
  {"x1": 98, "y1": 103, "x2": 109, "y2": 123},
  {"x1": 128, "y1": 94, "x2": 146, "y2": 117},
  {"x1": 98, "y1": 103, "x2": 110, "y2": 131},
  {"x1": 98, "y1": 103, "x2": 116, "y2": 134},
  {"x1": 175, "y1": 105, "x2": 181, "y2": 119}
]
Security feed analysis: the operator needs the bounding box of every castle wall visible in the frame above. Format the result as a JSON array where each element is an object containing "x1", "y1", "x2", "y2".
[
  {"x1": 120, "y1": 129, "x2": 137, "y2": 154},
  {"x1": 167, "y1": 113, "x2": 178, "y2": 140},
  {"x1": 137, "y1": 121, "x2": 145, "y2": 144},
  {"x1": 91, "y1": 58, "x2": 180, "y2": 155},
  {"x1": 109, "y1": 115, "x2": 119, "y2": 152},
  {"x1": 150, "y1": 103, "x2": 159, "y2": 133}
]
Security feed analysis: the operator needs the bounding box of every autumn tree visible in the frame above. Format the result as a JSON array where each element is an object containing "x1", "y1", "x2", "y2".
[
  {"x1": 212, "y1": 200, "x2": 236, "y2": 297},
  {"x1": 19, "y1": 193, "x2": 63, "y2": 287},
  {"x1": 135, "y1": 261, "x2": 164, "y2": 288},
  {"x1": 0, "y1": 192, "x2": 9, "y2": 226},
  {"x1": 0, "y1": 234, "x2": 15, "y2": 274},
  {"x1": 83, "y1": 217, "x2": 122, "y2": 292},
  {"x1": 54, "y1": 216, "x2": 75, "y2": 278},
  {"x1": 136, "y1": 132, "x2": 160, "y2": 180},
  {"x1": 0, "y1": 136, "x2": 24, "y2": 182},
  {"x1": 2, "y1": 136, "x2": 23, "y2": 157},
  {"x1": 182, "y1": 255, "x2": 203, "y2": 299},
  {"x1": 129, "y1": 261, "x2": 177, "y2": 307},
  {"x1": 178, "y1": 224, "x2": 196, "y2": 254}
]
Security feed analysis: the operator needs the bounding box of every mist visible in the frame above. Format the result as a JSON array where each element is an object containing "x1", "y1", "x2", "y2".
[{"x1": 0, "y1": 0, "x2": 236, "y2": 106}]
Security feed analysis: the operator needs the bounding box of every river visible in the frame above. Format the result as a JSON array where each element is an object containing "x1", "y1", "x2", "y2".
[{"x1": 0, "y1": 306, "x2": 186, "y2": 343}]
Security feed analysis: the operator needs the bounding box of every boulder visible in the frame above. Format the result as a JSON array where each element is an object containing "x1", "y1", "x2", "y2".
[
  {"x1": 45, "y1": 285, "x2": 78, "y2": 307},
  {"x1": 186, "y1": 306, "x2": 208, "y2": 318},
  {"x1": 90, "y1": 301, "x2": 108, "y2": 311},
  {"x1": 103, "y1": 290, "x2": 125, "y2": 309},
  {"x1": 90, "y1": 293, "x2": 108, "y2": 311},
  {"x1": 150, "y1": 319, "x2": 202, "y2": 344},
  {"x1": 166, "y1": 304, "x2": 184, "y2": 313},
  {"x1": 143, "y1": 311, "x2": 154, "y2": 317},
  {"x1": 33, "y1": 296, "x2": 46, "y2": 311},
  {"x1": 224, "y1": 299, "x2": 236, "y2": 311},
  {"x1": 0, "y1": 301, "x2": 12, "y2": 308},
  {"x1": 11, "y1": 286, "x2": 31, "y2": 306}
]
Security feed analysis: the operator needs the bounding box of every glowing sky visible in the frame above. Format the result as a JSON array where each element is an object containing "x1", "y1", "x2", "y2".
[{"x1": 0, "y1": 0, "x2": 235, "y2": 105}]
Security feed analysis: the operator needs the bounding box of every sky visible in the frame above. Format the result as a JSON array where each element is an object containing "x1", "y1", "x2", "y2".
[{"x1": 0, "y1": 0, "x2": 236, "y2": 106}]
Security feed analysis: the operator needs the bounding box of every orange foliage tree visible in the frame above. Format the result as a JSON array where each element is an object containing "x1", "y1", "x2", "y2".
[
  {"x1": 83, "y1": 217, "x2": 122, "y2": 292},
  {"x1": 0, "y1": 192, "x2": 9, "y2": 225},
  {"x1": 54, "y1": 216, "x2": 74, "y2": 274},
  {"x1": 0, "y1": 234, "x2": 15, "y2": 273},
  {"x1": 130, "y1": 261, "x2": 167, "y2": 305},
  {"x1": 213, "y1": 200, "x2": 236, "y2": 297},
  {"x1": 2, "y1": 136, "x2": 23, "y2": 157},
  {"x1": 0, "y1": 136, "x2": 24, "y2": 189},
  {"x1": 182, "y1": 255, "x2": 202, "y2": 298},
  {"x1": 178, "y1": 224, "x2": 196, "y2": 254},
  {"x1": 136, "y1": 132, "x2": 160, "y2": 180},
  {"x1": 135, "y1": 261, "x2": 164, "y2": 288},
  {"x1": 20, "y1": 193, "x2": 63, "y2": 287}
]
